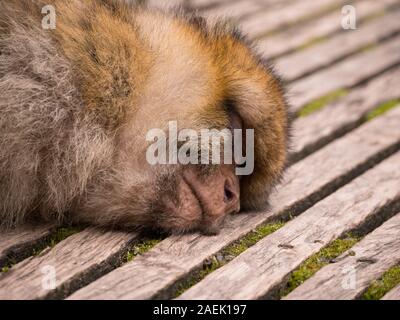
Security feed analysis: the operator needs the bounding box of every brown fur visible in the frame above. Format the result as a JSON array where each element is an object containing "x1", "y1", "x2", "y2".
[{"x1": 0, "y1": 0, "x2": 290, "y2": 233}]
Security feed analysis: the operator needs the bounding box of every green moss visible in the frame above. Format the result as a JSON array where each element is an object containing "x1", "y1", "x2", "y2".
[
  {"x1": 281, "y1": 235, "x2": 360, "y2": 297},
  {"x1": 256, "y1": 2, "x2": 345, "y2": 39},
  {"x1": 359, "y1": 10, "x2": 387, "y2": 24},
  {"x1": 0, "y1": 227, "x2": 81, "y2": 272},
  {"x1": 1, "y1": 256, "x2": 17, "y2": 273},
  {"x1": 174, "y1": 221, "x2": 285, "y2": 297},
  {"x1": 174, "y1": 257, "x2": 221, "y2": 297},
  {"x1": 1, "y1": 266, "x2": 10, "y2": 273},
  {"x1": 359, "y1": 43, "x2": 378, "y2": 53},
  {"x1": 299, "y1": 89, "x2": 348, "y2": 117},
  {"x1": 126, "y1": 238, "x2": 162, "y2": 262},
  {"x1": 297, "y1": 36, "x2": 327, "y2": 51},
  {"x1": 366, "y1": 99, "x2": 400, "y2": 121},
  {"x1": 362, "y1": 266, "x2": 400, "y2": 300},
  {"x1": 224, "y1": 222, "x2": 285, "y2": 256},
  {"x1": 32, "y1": 226, "x2": 82, "y2": 256}
]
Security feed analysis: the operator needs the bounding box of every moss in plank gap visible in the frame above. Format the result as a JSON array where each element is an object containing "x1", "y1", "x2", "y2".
[
  {"x1": 365, "y1": 99, "x2": 400, "y2": 121},
  {"x1": 298, "y1": 89, "x2": 348, "y2": 117},
  {"x1": 174, "y1": 221, "x2": 285, "y2": 297},
  {"x1": 297, "y1": 36, "x2": 327, "y2": 51},
  {"x1": 1, "y1": 256, "x2": 16, "y2": 274},
  {"x1": 223, "y1": 222, "x2": 285, "y2": 257},
  {"x1": 1, "y1": 265, "x2": 10, "y2": 273},
  {"x1": 362, "y1": 266, "x2": 400, "y2": 300},
  {"x1": 174, "y1": 256, "x2": 221, "y2": 298},
  {"x1": 125, "y1": 238, "x2": 162, "y2": 262},
  {"x1": 281, "y1": 235, "x2": 361, "y2": 297},
  {"x1": 359, "y1": 9, "x2": 387, "y2": 24},
  {"x1": 359, "y1": 43, "x2": 378, "y2": 54},
  {"x1": 256, "y1": 2, "x2": 345, "y2": 39},
  {"x1": 293, "y1": 9, "x2": 388, "y2": 54},
  {"x1": 1, "y1": 226, "x2": 82, "y2": 272},
  {"x1": 32, "y1": 226, "x2": 83, "y2": 256}
]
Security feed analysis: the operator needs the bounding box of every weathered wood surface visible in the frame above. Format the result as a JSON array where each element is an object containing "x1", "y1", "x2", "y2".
[
  {"x1": 202, "y1": 0, "x2": 291, "y2": 20},
  {"x1": 179, "y1": 151, "x2": 400, "y2": 300},
  {"x1": 188, "y1": 0, "x2": 232, "y2": 10},
  {"x1": 0, "y1": 228, "x2": 138, "y2": 300},
  {"x1": 275, "y1": 10, "x2": 400, "y2": 82},
  {"x1": 202, "y1": 0, "x2": 263, "y2": 20},
  {"x1": 1, "y1": 0, "x2": 400, "y2": 301},
  {"x1": 257, "y1": 0, "x2": 399, "y2": 59},
  {"x1": 382, "y1": 285, "x2": 400, "y2": 300},
  {"x1": 240, "y1": 0, "x2": 348, "y2": 38},
  {"x1": 285, "y1": 213, "x2": 400, "y2": 300},
  {"x1": 0, "y1": 224, "x2": 56, "y2": 268},
  {"x1": 292, "y1": 69, "x2": 400, "y2": 161},
  {"x1": 146, "y1": 0, "x2": 186, "y2": 8},
  {"x1": 68, "y1": 107, "x2": 400, "y2": 300},
  {"x1": 289, "y1": 36, "x2": 400, "y2": 112},
  {"x1": 192, "y1": 0, "x2": 295, "y2": 12}
]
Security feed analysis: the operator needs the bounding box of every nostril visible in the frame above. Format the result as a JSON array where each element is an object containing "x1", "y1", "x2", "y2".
[{"x1": 224, "y1": 181, "x2": 235, "y2": 203}]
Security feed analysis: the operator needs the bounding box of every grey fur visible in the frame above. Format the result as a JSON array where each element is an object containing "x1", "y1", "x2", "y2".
[{"x1": 0, "y1": 18, "x2": 113, "y2": 228}]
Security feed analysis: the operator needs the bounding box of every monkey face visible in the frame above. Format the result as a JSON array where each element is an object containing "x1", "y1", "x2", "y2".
[{"x1": 85, "y1": 112, "x2": 245, "y2": 235}]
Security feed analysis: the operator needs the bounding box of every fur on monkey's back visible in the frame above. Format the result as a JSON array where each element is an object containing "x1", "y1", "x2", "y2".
[{"x1": 0, "y1": 0, "x2": 124, "y2": 227}]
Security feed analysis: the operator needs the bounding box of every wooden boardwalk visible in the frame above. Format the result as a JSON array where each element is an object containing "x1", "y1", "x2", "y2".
[{"x1": 1, "y1": 0, "x2": 400, "y2": 300}]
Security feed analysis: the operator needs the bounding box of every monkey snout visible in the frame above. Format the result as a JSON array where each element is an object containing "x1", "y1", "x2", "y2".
[
  {"x1": 223, "y1": 177, "x2": 240, "y2": 214},
  {"x1": 183, "y1": 165, "x2": 241, "y2": 232},
  {"x1": 159, "y1": 165, "x2": 241, "y2": 234}
]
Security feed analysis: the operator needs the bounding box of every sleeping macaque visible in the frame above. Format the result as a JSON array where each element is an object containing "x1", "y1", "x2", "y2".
[{"x1": 0, "y1": 0, "x2": 290, "y2": 235}]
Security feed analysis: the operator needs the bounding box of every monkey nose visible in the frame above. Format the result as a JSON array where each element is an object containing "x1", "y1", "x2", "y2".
[
  {"x1": 223, "y1": 178, "x2": 240, "y2": 214},
  {"x1": 185, "y1": 169, "x2": 240, "y2": 218}
]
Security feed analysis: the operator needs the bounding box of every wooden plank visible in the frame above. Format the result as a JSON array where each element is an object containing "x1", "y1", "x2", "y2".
[
  {"x1": 292, "y1": 68, "x2": 400, "y2": 162},
  {"x1": 285, "y1": 213, "x2": 400, "y2": 300},
  {"x1": 188, "y1": 0, "x2": 234, "y2": 10},
  {"x1": 179, "y1": 151, "x2": 400, "y2": 300},
  {"x1": 257, "y1": 0, "x2": 399, "y2": 59},
  {"x1": 202, "y1": 0, "x2": 290, "y2": 20},
  {"x1": 68, "y1": 106, "x2": 400, "y2": 300},
  {"x1": 275, "y1": 11, "x2": 400, "y2": 82},
  {"x1": 0, "y1": 228, "x2": 138, "y2": 299},
  {"x1": 382, "y1": 285, "x2": 400, "y2": 300},
  {"x1": 240, "y1": 0, "x2": 348, "y2": 38},
  {"x1": 147, "y1": 0, "x2": 186, "y2": 8},
  {"x1": 202, "y1": 0, "x2": 263, "y2": 20},
  {"x1": 0, "y1": 224, "x2": 56, "y2": 268},
  {"x1": 289, "y1": 36, "x2": 400, "y2": 112}
]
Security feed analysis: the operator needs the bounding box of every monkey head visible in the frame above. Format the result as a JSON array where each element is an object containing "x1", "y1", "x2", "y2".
[
  {"x1": 69, "y1": 6, "x2": 290, "y2": 235},
  {"x1": 0, "y1": 1, "x2": 290, "y2": 234}
]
